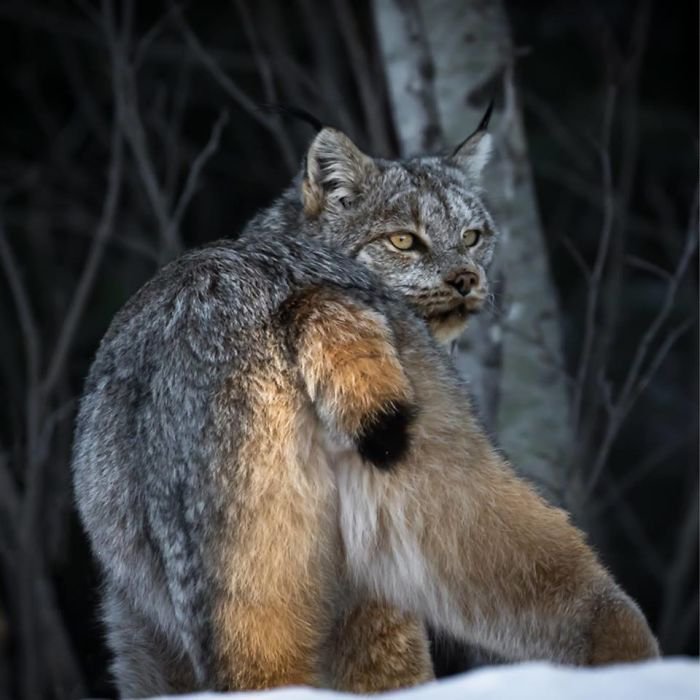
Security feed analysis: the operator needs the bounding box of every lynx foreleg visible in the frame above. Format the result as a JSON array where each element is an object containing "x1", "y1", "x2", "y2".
[
  {"x1": 336, "y1": 351, "x2": 659, "y2": 666},
  {"x1": 328, "y1": 602, "x2": 434, "y2": 692}
]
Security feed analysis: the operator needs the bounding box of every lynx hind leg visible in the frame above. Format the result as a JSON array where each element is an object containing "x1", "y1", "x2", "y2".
[
  {"x1": 281, "y1": 287, "x2": 415, "y2": 469},
  {"x1": 210, "y1": 354, "x2": 340, "y2": 690},
  {"x1": 103, "y1": 586, "x2": 195, "y2": 698},
  {"x1": 328, "y1": 603, "x2": 434, "y2": 693}
]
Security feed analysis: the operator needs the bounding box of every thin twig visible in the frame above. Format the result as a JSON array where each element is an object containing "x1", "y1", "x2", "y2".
[
  {"x1": 103, "y1": 0, "x2": 176, "y2": 255},
  {"x1": 0, "y1": 218, "x2": 41, "y2": 395},
  {"x1": 133, "y1": 3, "x2": 179, "y2": 69},
  {"x1": 658, "y1": 477, "x2": 700, "y2": 649},
  {"x1": 571, "y1": 85, "x2": 617, "y2": 432},
  {"x1": 591, "y1": 427, "x2": 696, "y2": 515},
  {"x1": 331, "y1": 0, "x2": 391, "y2": 154},
  {"x1": 626, "y1": 317, "x2": 695, "y2": 409},
  {"x1": 559, "y1": 233, "x2": 592, "y2": 283},
  {"x1": 522, "y1": 89, "x2": 595, "y2": 175},
  {"x1": 231, "y1": 0, "x2": 302, "y2": 165},
  {"x1": 170, "y1": 109, "x2": 229, "y2": 233},
  {"x1": 233, "y1": 0, "x2": 274, "y2": 101},
  {"x1": 625, "y1": 254, "x2": 673, "y2": 281},
  {"x1": 608, "y1": 487, "x2": 666, "y2": 583},
  {"x1": 499, "y1": 321, "x2": 575, "y2": 387},
  {"x1": 614, "y1": 201, "x2": 698, "y2": 416},
  {"x1": 296, "y1": 0, "x2": 356, "y2": 135},
  {"x1": 583, "y1": 314, "x2": 696, "y2": 501},
  {"x1": 534, "y1": 161, "x2": 687, "y2": 241},
  {"x1": 595, "y1": 0, "x2": 650, "y2": 369},
  {"x1": 172, "y1": 5, "x2": 298, "y2": 173},
  {"x1": 163, "y1": 54, "x2": 194, "y2": 208},
  {"x1": 41, "y1": 121, "x2": 124, "y2": 397},
  {"x1": 582, "y1": 195, "x2": 698, "y2": 500}
]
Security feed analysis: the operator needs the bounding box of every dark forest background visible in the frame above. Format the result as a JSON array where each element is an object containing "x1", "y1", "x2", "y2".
[{"x1": 0, "y1": 1, "x2": 697, "y2": 698}]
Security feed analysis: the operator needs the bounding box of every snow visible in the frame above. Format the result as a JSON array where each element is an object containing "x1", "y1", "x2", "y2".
[{"x1": 156, "y1": 658, "x2": 698, "y2": 699}]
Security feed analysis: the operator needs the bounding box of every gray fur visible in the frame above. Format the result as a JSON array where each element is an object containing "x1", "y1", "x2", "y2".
[
  {"x1": 72, "y1": 129, "x2": 497, "y2": 694},
  {"x1": 248, "y1": 128, "x2": 497, "y2": 331}
]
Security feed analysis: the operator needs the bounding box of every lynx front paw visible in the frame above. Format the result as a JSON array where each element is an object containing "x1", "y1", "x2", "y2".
[
  {"x1": 329, "y1": 603, "x2": 434, "y2": 693},
  {"x1": 286, "y1": 288, "x2": 415, "y2": 469},
  {"x1": 588, "y1": 589, "x2": 660, "y2": 664}
]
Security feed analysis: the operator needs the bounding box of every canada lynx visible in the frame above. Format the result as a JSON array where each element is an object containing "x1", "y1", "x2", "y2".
[{"x1": 72, "y1": 114, "x2": 658, "y2": 696}]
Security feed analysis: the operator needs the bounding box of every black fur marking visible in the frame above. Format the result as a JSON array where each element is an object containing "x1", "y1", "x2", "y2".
[
  {"x1": 451, "y1": 98, "x2": 495, "y2": 156},
  {"x1": 356, "y1": 402, "x2": 414, "y2": 470},
  {"x1": 477, "y1": 98, "x2": 495, "y2": 131}
]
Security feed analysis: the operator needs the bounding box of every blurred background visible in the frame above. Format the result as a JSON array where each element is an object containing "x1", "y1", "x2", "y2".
[{"x1": 0, "y1": 1, "x2": 697, "y2": 698}]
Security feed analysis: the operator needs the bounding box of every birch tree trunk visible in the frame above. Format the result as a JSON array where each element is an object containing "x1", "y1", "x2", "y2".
[{"x1": 373, "y1": 0, "x2": 575, "y2": 511}]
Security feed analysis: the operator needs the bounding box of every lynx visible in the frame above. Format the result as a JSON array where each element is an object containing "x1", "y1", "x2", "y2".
[{"x1": 72, "y1": 112, "x2": 658, "y2": 697}]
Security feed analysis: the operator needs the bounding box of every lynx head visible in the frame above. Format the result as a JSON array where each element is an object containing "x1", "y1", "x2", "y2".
[{"x1": 300, "y1": 108, "x2": 497, "y2": 344}]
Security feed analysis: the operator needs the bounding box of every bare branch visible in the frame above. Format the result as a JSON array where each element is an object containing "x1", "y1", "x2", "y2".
[
  {"x1": 0, "y1": 453, "x2": 19, "y2": 523},
  {"x1": 625, "y1": 316, "x2": 695, "y2": 409},
  {"x1": 658, "y1": 476, "x2": 699, "y2": 649},
  {"x1": 591, "y1": 0, "x2": 651, "y2": 415},
  {"x1": 615, "y1": 201, "x2": 698, "y2": 415},
  {"x1": 41, "y1": 121, "x2": 124, "y2": 398},
  {"x1": 592, "y1": 427, "x2": 697, "y2": 515},
  {"x1": 583, "y1": 316, "x2": 695, "y2": 501},
  {"x1": 582, "y1": 193, "x2": 698, "y2": 500},
  {"x1": 162, "y1": 55, "x2": 194, "y2": 207},
  {"x1": 0, "y1": 219, "x2": 41, "y2": 393},
  {"x1": 171, "y1": 5, "x2": 298, "y2": 174},
  {"x1": 624, "y1": 254, "x2": 673, "y2": 281},
  {"x1": 559, "y1": 233, "x2": 592, "y2": 283},
  {"x1": 522, "y1": 89, "x2": 595, "y2": 175},
  {"x1": 171, "y1": 109, "x2": 229, "y2": 233},
  {"x1": 103, "y1": 0, "x2": 176, "y2": 256},
  {"x1": 499, "y1": 321, "x2": 574, "y2": 387},
  {"x1": 296, "y1": 0, "x2": 357, "y2": 135},
  {"x1": 133, "y1": 4, "x2": 178, "y2": 69},
  {"x1": 607, "y1": 486, "x2": 666, "y2": 583},
  {"x1": 534, "y1": 161, "x2": 688, "y2": 242},
  {"x1": 232, "y1": 0, "x2": 278, "y2": 109},
  {"x1": 331, "y1": 0, "x2": 391, "y2": 154},
  {"x1": 571, "y1": 85, "x2": 617, "y2": 433}
]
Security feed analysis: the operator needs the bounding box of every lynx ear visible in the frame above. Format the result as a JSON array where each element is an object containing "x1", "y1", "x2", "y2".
[
  {"x1": 451, "y1": 100, "x2": 494, "y2": 182},
  {"x1": 302, "y1": 128, "x2": 376, "y2": 217}
]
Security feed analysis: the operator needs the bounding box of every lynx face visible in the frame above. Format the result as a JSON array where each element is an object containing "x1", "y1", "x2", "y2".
[
  {"x1": 351, "y1": 158, "x2": 495, "y2": 344},
  {"x1": 300, "y1": 124, "x2": 497, "y2": 344}
]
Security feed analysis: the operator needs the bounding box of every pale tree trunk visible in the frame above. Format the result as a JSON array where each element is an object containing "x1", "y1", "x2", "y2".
[{"x1": 373, "y1": 0, "x2": 575, "y2": 511}]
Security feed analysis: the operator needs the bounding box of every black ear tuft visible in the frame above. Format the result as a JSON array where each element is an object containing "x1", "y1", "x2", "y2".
[
  {"x1": 356, "y1": 402, "x2": 415, "y2": 470},
  {"x1": 451, "y1": 99, "x2": 495, "y2": 157},
  {"x1": 475, "y1": 98, "x2": 495, "y2": 134},
  {"x1": 450, "y1": 100, "x2": 496, "y2": 181}
]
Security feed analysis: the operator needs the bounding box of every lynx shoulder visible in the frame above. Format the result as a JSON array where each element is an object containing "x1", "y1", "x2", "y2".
[{"x1": 72, "y1": 118, "x2": 658, "y2": 697}]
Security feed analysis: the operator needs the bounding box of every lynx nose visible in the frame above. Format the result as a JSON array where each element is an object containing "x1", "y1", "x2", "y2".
[{"x1": 445, "y1": 270, "x2": 479, "y2": 297}]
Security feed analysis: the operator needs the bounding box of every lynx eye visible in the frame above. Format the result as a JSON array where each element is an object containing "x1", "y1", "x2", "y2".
[
  {"x1": 388, "y1": 233, "x2": 417, "y2": 251},
  {"x1": 462, "y1": 229, "x2": 481, "y2": 247}
]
